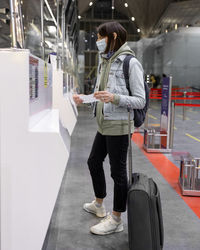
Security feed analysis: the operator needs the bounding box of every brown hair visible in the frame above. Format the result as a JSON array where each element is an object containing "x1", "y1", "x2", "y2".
[{"x1": 97, "y1": 21, "x2": 127, "y2": 54}]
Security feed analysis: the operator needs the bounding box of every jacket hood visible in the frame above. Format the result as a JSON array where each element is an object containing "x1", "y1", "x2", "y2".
[{"x1": 101, "y1": 42, "x2": 135, "y2": 62}]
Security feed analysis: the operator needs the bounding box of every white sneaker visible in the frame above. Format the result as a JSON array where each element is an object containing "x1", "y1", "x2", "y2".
[
  {"x1": 90, "y1": 214, "x2": 124, "y2": 235},
  {"x1": 83, "y1": 200, "x2": 106, "y2": 218}
]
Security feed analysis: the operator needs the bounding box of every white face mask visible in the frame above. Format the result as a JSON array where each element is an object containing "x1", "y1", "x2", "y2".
[{"x1": 96, "y1": 38, "x2": 107, "y2": 53}]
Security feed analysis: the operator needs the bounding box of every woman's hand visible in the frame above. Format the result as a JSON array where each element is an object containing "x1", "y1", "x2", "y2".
[
  {"x1": 73, "y1": 94, "x2": 83, "y2": 105},
  {"x1": 94, "y1": 91, "x2": 114, "y2": 103}
]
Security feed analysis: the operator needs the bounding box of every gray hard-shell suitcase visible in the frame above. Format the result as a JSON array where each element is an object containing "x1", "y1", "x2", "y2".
[{"x1": 127, "y1": 107, "x2": 164, "y2": 250}]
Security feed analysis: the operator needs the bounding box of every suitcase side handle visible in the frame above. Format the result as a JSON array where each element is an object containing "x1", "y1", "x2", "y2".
[
  {"x1": 153, "y1": 180, "x2": 164, "y2": 248},
  {"x1": 128, "y1": 105, "x2": 133, "y2": 186}
]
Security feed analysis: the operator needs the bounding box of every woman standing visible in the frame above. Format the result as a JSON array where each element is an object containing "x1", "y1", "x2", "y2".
[{"x1": 73, "y1": 21, "x2": 145, "y2": 235}]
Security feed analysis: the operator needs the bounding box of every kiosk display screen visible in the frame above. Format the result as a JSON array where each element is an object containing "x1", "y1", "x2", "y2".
[
  {"x1": 63, "y1": 72, "x2": 68, "y2": 94},
  {"x1": 29, "y1": 56, "x2": 39, "y2": 100}
]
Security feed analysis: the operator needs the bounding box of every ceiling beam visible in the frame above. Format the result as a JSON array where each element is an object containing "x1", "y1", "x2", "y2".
[{"x1": 80, "y1": 18, "x2": 130, "y2": 23}]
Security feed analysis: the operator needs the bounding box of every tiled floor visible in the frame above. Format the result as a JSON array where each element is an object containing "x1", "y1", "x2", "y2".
[
  {"x1": 148, "y1": 100, "x2": 200, "y2": 165},
  {"x1": 43, "y1": 104, "x2": 200, "y2": 250}
]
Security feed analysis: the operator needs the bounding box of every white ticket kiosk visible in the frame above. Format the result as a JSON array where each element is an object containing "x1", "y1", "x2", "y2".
[
  {"x1": 50, "y1": 54, "x2": 77, "y2": 135},
  {"x1": 0, "y1": 49, "x2": 69, "y2": 250}
]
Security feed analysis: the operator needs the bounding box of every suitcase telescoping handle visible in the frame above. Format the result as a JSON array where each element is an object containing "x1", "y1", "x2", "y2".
[{"x1": 127, "y1": 105, "x2": 133, "y2": 186}]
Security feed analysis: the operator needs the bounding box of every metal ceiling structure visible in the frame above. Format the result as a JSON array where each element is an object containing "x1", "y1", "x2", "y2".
[
  {"x1": 0, "y1": 0, "x2": 10, "y2": 47},
  {"x1": 0, "y1": 0, "x2": 78, "y2": 60},
  {"x1": 78, "y1": 0, "x2": 200, "y2": 37},
  {"x1": 153, "y1": 0, "x2": 200, "y2": 35},
  {"x1": 78, "y1": 0, "x2": 174, "y2": 37},
  {"x1": 114, "y1": 0, "x2": 173, "y2": 37},
  {"x1": 78, "y1": 0, "x2": 94, "y2": 15},
  {"x1": 77, "y1": 0, "x2": 200, "y2": 90},
  {"x1": 1, "y1": 0, "x2": 200, "y2": 54}
]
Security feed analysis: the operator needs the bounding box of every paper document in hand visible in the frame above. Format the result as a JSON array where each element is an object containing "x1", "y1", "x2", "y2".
[{"x1": 80, "y1": 94, "x2": 99, "y2": 103}]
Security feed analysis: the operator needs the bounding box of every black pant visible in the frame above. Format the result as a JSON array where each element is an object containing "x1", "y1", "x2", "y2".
[{"x1": 87, "y1": 132, "x2": 129, "y2": 212}]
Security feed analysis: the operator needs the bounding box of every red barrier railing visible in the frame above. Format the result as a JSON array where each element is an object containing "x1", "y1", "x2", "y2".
[
  {"x1": 150, "y1": 97, "x2": 200, "y2": 100},
  {"x1": 149, "y1": 87, "x2": 200, "y2": 104},
  {"x1": 186, "y1": 92, "x2": 200, "y2": 96},
  {"x1": 150, "y1": 92, "x2": 184, "y2": 97},
  {"x1": 171, "y1": 87, "x2": 191, "y2": 90},
  {"x1": 174, "y1": 103, "x2": 200, "y2": 107},
  {"x1": 150, "y1": 87, "x2": 191, "y2": 91},
  {"x1": 150, "y1": 92, "x2": 200, "y2": 98}
]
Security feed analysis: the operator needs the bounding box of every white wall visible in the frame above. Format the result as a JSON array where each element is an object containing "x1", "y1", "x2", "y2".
[
  {"x1": 128, "y1": 27, "x2": 200, "y2": 88},
  {"x1": 163, "y1": 28, "x2": 200, "y2": 87}
]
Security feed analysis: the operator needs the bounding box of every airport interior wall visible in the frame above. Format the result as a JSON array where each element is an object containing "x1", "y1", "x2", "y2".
[{"x1": 128, "y1": 27, "x2": 200, "y2": 88}]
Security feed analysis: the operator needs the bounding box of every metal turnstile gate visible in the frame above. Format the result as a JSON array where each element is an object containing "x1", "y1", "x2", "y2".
[
  {"x1": 179, "y1": 157, "x2": 200, "y2": 196},
  {"x1": 143, "y1": 77, "x2": 175, "y2": 153}
]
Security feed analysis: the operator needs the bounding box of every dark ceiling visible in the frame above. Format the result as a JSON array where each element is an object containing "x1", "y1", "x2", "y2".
[
  {"x1": 115, "y1": 0, "x2": 174, "y2": 37},
  {"x1": 1, "y1": 0, "x2": 199, "y2": 50},
  {"x1": 78, "y1": 0, "x2": 199, "y2": 37}
]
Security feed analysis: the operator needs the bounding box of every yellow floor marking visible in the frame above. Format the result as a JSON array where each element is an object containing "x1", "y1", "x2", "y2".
[
  {"x1": 147, "y1": 124, "x2": 177, "y2": 130},
  {"x1": 188, "y1": 109, "x2": 197, "y2": 114},
  {"x1": 148, "y1": 123, "x2": 160, "y2": 127},
  {"x1": 148, "y1": 114, "x2": 157, "y2": 120},
  {"x1": 197, "y1": 122, "x2": 200, "y2": 125},
  {"x1": 177, "y1": 114, "x2": 189, "y2": 120},
  {"x1": 151, "y1": 106, "x2": 159, "y2": 109},
  {"x1": 185, "y1": 133, "x2": 200, "y2": 143}
]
